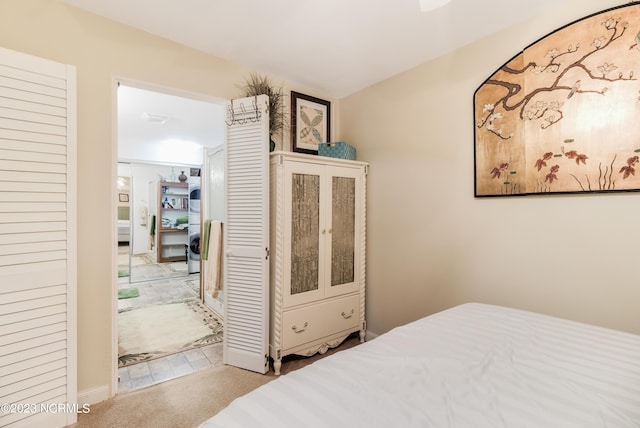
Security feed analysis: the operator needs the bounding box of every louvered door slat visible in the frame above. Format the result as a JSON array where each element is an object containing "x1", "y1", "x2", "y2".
[
  {"x1": 223, "y1": 95, "x2": 270, "y2": 373},
  {"x1": 0, "y1": 312, "x2": 66, "y2": 336},
  {"x1": 2, "y1": 366, "x2": 66, "y2": 399},
  {"x1": 0, "y1": 181, "x2": 66, "y2": 192},
  {"x1": 0, "y1": 148, "x2": 66, "y2": 164},
  {"x1": 0, "y1": 47, "x2": 76, "y2": 428},
  {"x1": 0, "y1": 106, "x2": 67, "y2": 126},
  {"x1": 0, "y1": 230, "x2": 66, "y2": 244},
  {"x1": 0, "y1": 221, "x2": 66, "y2": 235},
  {"x1": 0, "y1": 96, "x2": 67, "y2": 117},
  {"x1": 0, "y1": 159, "x2": 67, "y2": 173},
  {"x1": 0, "y1": 191, "x2": 66, "y2": 202},
  {"x1": 0, "y1": 128, "x2": 66, "y2": 145},
  {"x1": 2, "y1": 358, "x2": 66, "y2": 393},
  {"x1": 0, "y1": 138, "x2": 67, "y2": 154},
  {"x1": 0, "y1": 78, "x2": 66, "y2": 105},
  {"x1": 0, "y1": 349, "x2": 66, "y2": 379}
]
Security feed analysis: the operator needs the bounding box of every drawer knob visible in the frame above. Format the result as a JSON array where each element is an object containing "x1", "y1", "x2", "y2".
[
  {"x1": 341, "y1": 309, "x2": 355, "y2": 319},
  {"x1": 292, "y1": 322, "x2": 308, "y2": 333}
]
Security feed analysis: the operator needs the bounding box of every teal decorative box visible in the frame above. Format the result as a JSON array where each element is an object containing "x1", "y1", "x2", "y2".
[{"x1": 318, "y1": 142, "x2": 356, "y2": 160}]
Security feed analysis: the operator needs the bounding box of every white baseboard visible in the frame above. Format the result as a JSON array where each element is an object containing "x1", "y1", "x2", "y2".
[{"x1": 78, "y1": 385, "x2": 111, "y2": 406}]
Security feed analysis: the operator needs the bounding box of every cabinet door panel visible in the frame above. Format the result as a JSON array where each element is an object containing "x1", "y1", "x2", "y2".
[
  {"x1": 283, "y1": 161, "x2": 326, "y2": 307},
  {"x1": 290, "y1": 173, "x2": 320, "y2": 295},
  {"x1": 325, "y1": 166, "x2": 361, "y2": 298},
  {"x1": 331, "y1": 176, "x2": 355, "y2": 286}
]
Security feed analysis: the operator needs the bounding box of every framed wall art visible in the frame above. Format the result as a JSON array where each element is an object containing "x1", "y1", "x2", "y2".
[
  {"x1": 291, "y1": 91, "x2": 330, "y2": 154},
  {"x1": 474, "y1": 2, "x2": 640, "y2": 197}
]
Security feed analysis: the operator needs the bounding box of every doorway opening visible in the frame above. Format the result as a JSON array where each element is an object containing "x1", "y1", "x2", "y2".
[{"x1": 115, "y1": 81, "x2": 225, "y2": 393}]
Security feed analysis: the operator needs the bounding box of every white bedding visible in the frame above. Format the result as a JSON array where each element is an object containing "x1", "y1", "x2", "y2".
[
  {"x1": 201, "y1": 303, "x2": 640, "y2": 428},
  {"x1": 117, "y1": 220, "x2": 130, "y2": 243}
]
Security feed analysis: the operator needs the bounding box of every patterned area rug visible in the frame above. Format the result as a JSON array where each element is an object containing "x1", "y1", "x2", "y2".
[
  {"x1": 118, "y1": 299, "x2": 223, "y2": 367},
  {"x1": 183, "y1": 277, "x2": 200, "y2": 296},
  {"x1": 163, "y1": 261, "x2": 188, "y2": 273}
]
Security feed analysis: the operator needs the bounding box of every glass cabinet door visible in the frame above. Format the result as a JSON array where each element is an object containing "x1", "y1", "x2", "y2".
[
  {"x1": 290, "y1": 172, "x2": 320, "y2": 296},
  {"x1": 330, "y1": 176, "x2": 355, "y2": 287},
  {"x1": 325, "y1": 166, "x2": 361, "y2": 298},
  {"x1": 283, "y1": 161, "x2": 361, "y2": 306}
]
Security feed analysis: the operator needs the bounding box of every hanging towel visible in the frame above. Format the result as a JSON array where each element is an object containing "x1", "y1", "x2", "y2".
[
  {"x1": 148, "y1": 215, "x2": 156, "y2": 250},
  {"x1": 204, "y1": 221, "x2": 223, "y2": 298},
  {"x1": 212, "y1": 221, "x2": 224, "y2": 298},
  {"x1": 149, "y1": 214, "x2": 156, "y2": 235},
  {"x1": 201, "y1": 219, "x2": 211, "y2": 261}
]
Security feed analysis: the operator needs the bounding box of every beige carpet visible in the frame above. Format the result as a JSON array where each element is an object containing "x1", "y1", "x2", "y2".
[
  {"x1": 72, "y1": 334, "x2": 361, "y2": 428},
  {"x1": 74, "y1": 365, "x2": 269, "y2": 428},
  {"x1": 118, "y1": 300, "x2": 222, "y2": 367}
]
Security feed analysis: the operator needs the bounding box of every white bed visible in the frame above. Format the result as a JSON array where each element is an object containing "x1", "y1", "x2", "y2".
[
  {"x1": 117, "y1": 206, "x2": 130, "y2": 243},
  {"x1": 201, "y1": 303, "x2": 640, "y2": 428},
  {"x1": 117, "y1": 219, "x2": 130, "y2": 243}
]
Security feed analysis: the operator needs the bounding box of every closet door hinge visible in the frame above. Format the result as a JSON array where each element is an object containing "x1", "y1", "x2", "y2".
[{"x1": 265, "y1": 247, "x2": 270, "y2": 260}]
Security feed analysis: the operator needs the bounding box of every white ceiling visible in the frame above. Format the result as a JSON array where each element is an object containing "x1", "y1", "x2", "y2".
[
  {"x1": 62, "y1": 0, "x2": 569, "y2": 99},
  {"x1": 69, "y1": 0, "x2": 571, "y2": 160},
  {"x1": 117, "y1": 84, "x2": 224, "y2": 165}
]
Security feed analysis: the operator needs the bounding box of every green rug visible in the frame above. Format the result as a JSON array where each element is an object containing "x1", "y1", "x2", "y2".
[{"x1": 118, "y1": 287, "x2": 140, "y2": 299}]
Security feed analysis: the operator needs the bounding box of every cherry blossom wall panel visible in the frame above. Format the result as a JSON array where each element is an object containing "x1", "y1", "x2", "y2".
[{"x1": 474, "y1": 3, "x2": 640, "y2": 196}]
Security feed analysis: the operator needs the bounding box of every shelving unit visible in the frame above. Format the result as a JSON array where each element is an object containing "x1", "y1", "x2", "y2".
[{"x1": 157, "y1": 181, "x2": 189, "y2": 263}]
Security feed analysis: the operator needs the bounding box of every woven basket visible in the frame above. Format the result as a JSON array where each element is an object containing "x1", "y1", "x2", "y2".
[{"x1": 318, "y1": 142, "x2": 356, "y2": 160}]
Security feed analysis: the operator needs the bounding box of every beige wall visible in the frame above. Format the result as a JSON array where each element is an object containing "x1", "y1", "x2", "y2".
[
  {"x1": 0, "y1": 0, "x2": 338, "y2": 398},
  {"x1": 342, "y1": 0, "x2": 640, "y2": 337}
]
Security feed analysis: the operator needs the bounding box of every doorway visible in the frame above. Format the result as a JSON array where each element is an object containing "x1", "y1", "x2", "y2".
[{"x1": 115, "y1": 82, "x2": 225, "y2": 392}]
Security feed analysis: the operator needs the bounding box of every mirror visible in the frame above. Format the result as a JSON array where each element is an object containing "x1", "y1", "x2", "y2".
[{"x1": 116, "y1": 174, "x2": 132, "y2": 279}]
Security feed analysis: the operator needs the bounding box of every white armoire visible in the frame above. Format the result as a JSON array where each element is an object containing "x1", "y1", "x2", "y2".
[{"x1": 269, "y1": 151, "x2": 368, "y2": 375}]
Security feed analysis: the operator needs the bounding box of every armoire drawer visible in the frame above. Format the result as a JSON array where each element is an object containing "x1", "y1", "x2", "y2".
[{"x1": 281, "y1": 295, "x2": 360, "y2": 350}]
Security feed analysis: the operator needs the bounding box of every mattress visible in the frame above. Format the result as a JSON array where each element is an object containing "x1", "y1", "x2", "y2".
[{"x1": 200, "y1": 303, "x2": 640, "y2": 428}]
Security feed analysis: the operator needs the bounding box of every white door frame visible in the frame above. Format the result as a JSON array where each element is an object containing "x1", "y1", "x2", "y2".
[{"x1": 110, "y1": 77, "x2": 226, "y2": 395}]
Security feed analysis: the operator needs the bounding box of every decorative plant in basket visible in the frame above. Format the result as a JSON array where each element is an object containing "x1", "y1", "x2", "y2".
[{"x1": 238, "y1": 73, "x2": 287, "y2": 151}]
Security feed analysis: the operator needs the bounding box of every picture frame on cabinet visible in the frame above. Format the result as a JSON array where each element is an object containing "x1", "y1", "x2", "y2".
[
  {"x1": 291, "y1": 91, "x2": 330, "y2": 155},
  {"x1": 118, "y1": 193, "x2": 129, "y2": 203}
]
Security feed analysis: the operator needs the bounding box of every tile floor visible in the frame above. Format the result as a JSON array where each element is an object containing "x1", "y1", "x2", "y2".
[
  {"x1": 117, "y1": 245, "x2": 222, "y2": 393},
  {"x1": 118, "y1": 342, "x2": 223, "y2": 393}
]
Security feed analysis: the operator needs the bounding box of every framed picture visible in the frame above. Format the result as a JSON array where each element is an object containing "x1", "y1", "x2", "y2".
[
  {"x1": 474, "y1": 2, "x2": 640, "y2": 197},
  {"x1": 291, "y1": 91, "x2": 330, "y2": 154},
  {"x1": 119, "y1": 193, "x2": 129, "y2": 203}
]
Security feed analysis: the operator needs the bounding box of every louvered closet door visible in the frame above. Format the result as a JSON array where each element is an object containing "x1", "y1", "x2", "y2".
[
  {"x1": 0, "y1": 47, "x2": 77, "y2": 427},
  {"x1": 224, "y1": 95, "x2": 270, "y2": 373}
]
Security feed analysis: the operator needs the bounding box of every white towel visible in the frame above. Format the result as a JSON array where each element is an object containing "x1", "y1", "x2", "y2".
[{"x1": 204, "y1": 221, "x2": 223, "y2": 298}]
